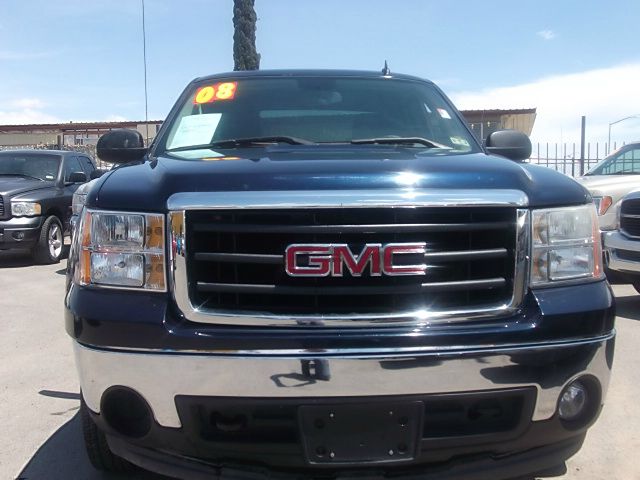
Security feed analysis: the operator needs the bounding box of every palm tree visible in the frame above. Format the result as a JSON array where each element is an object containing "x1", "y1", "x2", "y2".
[{"x1": 233, "y1": 0, "x2": 260, "y2": 70}]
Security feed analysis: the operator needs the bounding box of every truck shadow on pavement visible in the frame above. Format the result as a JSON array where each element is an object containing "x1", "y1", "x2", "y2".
[
  {"x1": 0, "y1": 247, "x2": 70, "y2": 269},
  {"x1": 17, "y1": 412, "x2": 546, "y2": 480},
  {"x1": 0, "y1": 250, "x2": 37, "y2": 268},
  {"x1": 17, "y1": 413, "x2": 170, "y2": 480}
]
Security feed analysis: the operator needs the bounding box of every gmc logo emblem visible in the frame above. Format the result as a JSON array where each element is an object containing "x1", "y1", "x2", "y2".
[{"x1": 285, "y1": 243, "x2": 427, "y2": 277}]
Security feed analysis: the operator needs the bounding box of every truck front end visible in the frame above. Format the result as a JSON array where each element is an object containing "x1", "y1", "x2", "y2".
[{"x1": 66, "y1": 70, "x2": 614, "y2": 480}]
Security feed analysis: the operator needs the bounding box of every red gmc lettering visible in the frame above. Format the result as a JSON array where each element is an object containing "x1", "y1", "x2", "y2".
[
  {"x1": 382, "y1": 243, "x2": 427, "y2": 276},
  {"x1": 331, "y1": 244, "x2": 381, "y2": 276},
  {"x1": 285, "y1": 243, "x2": 426, "y2": 277},
  {"x1": 285, "y1": 245, "x2": 331, "y2": 276}
]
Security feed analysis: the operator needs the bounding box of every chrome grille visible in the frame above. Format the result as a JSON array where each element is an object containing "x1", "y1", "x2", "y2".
[
  {"x1": 169, "y1": 191, "x2": 529, "y2": 327},
  {"x1": 0, "y1": 194, "x2": 4, "y2": 217},
  {"x1": 621, "y1": 198, "x2": 640, "y2": 238}
]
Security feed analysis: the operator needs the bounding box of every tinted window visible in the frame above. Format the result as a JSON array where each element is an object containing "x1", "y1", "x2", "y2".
[
  {"x1": 63, "y1": 157, "x2": 84, "y2": 182},
  {"x1": 78, "y1": 156, "x2": 96, "y2": 176},
  {"x1": 0, "y1": 153, "x2": 60, "y2": 181}
]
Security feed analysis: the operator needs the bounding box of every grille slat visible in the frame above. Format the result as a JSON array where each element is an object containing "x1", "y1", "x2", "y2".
[
  {"x1": 424, "y1": 248, "x2": 507, "y2": 261},
  {"x1": 192, "y1": 222, "x2": 512, "y2": 234},
  {"x1": 196, "y1": 278, "x2": 507, "y2": 296},
  {"x1": 0, "y1": 194, "x2": 4, "y2": 217},
  {"x1": 195, "y1": 253, "x2": 283, "y2": 264},
  {"x1": 195, "y1": 248, "x2": 508, "y2": 264},
  {"x1": 185, "y1": 207, "x2": 518, "y2": 317}
]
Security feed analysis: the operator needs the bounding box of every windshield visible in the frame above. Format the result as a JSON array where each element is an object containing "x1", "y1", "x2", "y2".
[
  {"x1": 0, "y1": 153, "x2": 60, "y2": 181},
  {"x1": 586, "y1": 144, "x2": 640, "y2": 175},
  {"x1": 158, "y1": 76, "x2": 480, "y2": 156}
]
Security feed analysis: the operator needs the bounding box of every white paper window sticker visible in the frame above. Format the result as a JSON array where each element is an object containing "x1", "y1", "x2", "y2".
[
  {"x1": 437, "y1": 108, "x2": 452, "y2": 120},
  {"x1": 168, "y1": 113, "x2": 222, "y2": 149},
  {"x1": 450, "y1": 136, "x2": 470, "y2": 147},
  {"x1": 169, "y1": 149, "x2": 223, "y2": 159}
]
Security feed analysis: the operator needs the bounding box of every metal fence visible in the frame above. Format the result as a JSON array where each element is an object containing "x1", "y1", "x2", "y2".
[
  {"x1": 0, "y1": 143, "x2": 96, "y2": 155},
  {"x1": 527, "y1": 141, "x2": 629, "y2": 177}
]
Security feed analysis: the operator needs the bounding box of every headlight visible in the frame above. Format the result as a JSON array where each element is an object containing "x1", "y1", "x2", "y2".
[
  {"x1": 11, "y1": 201, "x2": 41, "y2": 217},
  {"x1": 75, "y1": 210, "x2": 166, "y2": 291},
  {"x1": 592, "y1": 196, "x2": 612, "y2": 216},
  {"x1": 72, "y1": 180, "x2": 96, "y2": 215},
  {"x1": 72, "y1": 193, "x2": 87, "y2": 215},
  {"x1": 531, "y1": 204, "x2": 603, "y2": 286}
]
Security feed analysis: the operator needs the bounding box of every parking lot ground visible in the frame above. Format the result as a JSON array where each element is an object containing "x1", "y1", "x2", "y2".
[{"x1": 2, "y1": 251, "x2": 639, "y2": 480}]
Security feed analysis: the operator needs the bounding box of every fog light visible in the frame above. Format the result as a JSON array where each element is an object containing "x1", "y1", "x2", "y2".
[
  {"x1": 12, "y1": 231, "x2": 25, "y2": 241},
  {"x1": 101, "y1": 387, "x2": 152, "y2": 438},
  {"x1": 558, "y1": 381, "x2": 588, "y2": 421}
]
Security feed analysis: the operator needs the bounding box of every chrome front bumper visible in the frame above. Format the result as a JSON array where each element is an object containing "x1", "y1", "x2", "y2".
[
  {"x1": 75, "y1": 332, "x2": 614, "y2": 429},
  {"x1": 605, "y1": 230, "x2": 640, "y2": 273}
]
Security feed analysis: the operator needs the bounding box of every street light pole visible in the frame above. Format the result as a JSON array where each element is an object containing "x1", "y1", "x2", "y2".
[{"x1": 608, "y1": 114, "x2": 640, "y2": 154}]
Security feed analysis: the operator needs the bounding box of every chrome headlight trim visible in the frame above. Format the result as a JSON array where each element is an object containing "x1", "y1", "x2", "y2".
[
  {"x1": 74, "y1": 209, "x2": 167, "y2": 292},
  {"x1": 530, "y1": 204, "x2": 604, "y2": 288}
]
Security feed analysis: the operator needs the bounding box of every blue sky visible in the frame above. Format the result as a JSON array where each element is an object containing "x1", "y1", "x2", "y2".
[{"x1": 1, "y1": 0, "x2": 640, "y2": 146}]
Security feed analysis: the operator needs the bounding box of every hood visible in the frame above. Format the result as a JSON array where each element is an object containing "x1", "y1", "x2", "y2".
[
  {"x1": 0, "y1": 176, "x2": 51, "y2": 197},
  {"x1": 576, "y1": 174, "x2": 640, "y2": 192},
  {"x1": 90, "y1": 147, "x2": 591, "y2": 211}
]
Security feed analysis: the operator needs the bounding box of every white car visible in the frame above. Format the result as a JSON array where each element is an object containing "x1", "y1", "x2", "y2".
[
  {"x1": 604, "y1": 189, "x2": 640, "y2": 293},
  {"x1": 577, "y1": 142, "x2": 640, "y2": 231}
]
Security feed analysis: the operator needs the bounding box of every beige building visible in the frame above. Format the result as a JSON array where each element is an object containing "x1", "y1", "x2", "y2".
[
  {"x1": 461, "y1": 108, "x2": 537, "y2": 141},
  {"x1": 0, "y1": 120, "x2": 163, "y2": 148}
]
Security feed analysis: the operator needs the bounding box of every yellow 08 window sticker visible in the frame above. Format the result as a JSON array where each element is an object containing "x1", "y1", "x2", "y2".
[{"x1": 194, "y1": 82, "x2": 238, "y2": 104}]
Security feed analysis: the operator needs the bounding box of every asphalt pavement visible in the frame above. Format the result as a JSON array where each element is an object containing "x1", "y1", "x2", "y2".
[{"x1": 1, "y1": 249, "x2": 639, "y2": 480}]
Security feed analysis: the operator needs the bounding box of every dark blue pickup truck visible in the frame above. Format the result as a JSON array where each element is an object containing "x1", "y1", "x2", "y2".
[{"x1": 66, "y1": 70, "x2": 615, "y2": 480}]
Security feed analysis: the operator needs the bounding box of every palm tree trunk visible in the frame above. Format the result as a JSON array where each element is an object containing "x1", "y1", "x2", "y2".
[{"x1": 233, "y1": 0, "x2": 260, "y2": 71}]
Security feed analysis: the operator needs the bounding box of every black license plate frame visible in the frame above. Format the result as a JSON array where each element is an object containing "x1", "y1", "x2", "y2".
[{"x1": 298, "y1": 401, "x2": 423, "y2": 465}]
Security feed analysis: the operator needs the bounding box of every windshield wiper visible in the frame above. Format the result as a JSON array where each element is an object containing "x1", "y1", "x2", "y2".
[
  {"x1": 166, "y1": 136, "x2": 314, "y2": 152},
  {"x1": 0, "y1": 173, "x2": 43, "y2": 180},
  {"x1": 350, "y1": 137, "x2": 451, "y2": 149}
]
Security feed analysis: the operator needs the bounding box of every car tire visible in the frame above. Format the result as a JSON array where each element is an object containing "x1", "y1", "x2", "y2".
[
  {"x1": 633, "y1": 282, "x2": 640, "y2": 295},
  {"x1": 80, "y1": 396, "x2": 135, "y2": 473},
  {"x1": 33, "y1": 215, "x2": 64, "y2": 264}
]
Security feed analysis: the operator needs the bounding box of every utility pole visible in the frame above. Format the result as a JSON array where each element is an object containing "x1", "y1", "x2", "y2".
[{"x1": 579, "y1": 116, "x2": 585, "y2": 175}]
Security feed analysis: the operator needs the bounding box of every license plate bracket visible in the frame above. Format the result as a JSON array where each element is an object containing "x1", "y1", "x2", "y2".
[{"x1": 299, "y1": 401, "x2": 423, "y2": 465}]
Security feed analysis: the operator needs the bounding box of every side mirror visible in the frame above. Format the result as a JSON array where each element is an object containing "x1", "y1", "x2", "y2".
[
  {"x1": 485, "y1": 130, "x2": 532, "y2": 161},
  {"x1": 68, "y1": 171, "x2": 87, "y2": 183},
  {"x1": 97, "y1": 129, "x2": 148, "y2": 164}
]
